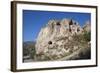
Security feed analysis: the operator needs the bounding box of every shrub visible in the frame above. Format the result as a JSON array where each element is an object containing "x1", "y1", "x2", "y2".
[{"x1": 83, "y1": 31, "x2": 91, "y2": 42}]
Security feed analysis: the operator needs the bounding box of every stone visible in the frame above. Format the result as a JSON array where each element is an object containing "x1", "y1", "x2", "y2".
[
  {"x1": 35, "y1": 18, "x2": 91, "y2": 60},
  {"x1": 83, "y1": 21, "x2": 91, "y2": 32}
]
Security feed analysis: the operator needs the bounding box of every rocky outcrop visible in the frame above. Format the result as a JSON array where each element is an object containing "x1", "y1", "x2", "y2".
[
  {"x1": 35, "y1": 18, "x2": 91, "y2": 61},
  {"x1": 83, "y1": 21, "x2": 91, "y2": 32}
]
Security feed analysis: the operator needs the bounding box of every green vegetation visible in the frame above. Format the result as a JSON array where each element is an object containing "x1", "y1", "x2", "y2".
[
  {"x1": 23, "y1": 41, "x2": 36, "y2": 60},
  {"x1": 83, "y1": 31, "x2": 91, "y2": 42},
  {"x1": 71, "y1": 31, "x2": 91, "y2": 60},
  {"x1": 73, "y1": 31, "x2": 91, "y2": 43}
]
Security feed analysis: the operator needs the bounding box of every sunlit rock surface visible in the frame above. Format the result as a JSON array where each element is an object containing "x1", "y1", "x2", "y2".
[{"x1": 35, "y1": 18, "x2": 91, "y2": 61}]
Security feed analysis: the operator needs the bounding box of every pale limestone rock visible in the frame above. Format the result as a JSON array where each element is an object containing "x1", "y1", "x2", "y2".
[
  {"x1": 83, "y1": 21, "x2": 91, "y2": 32},
  {"x1": 35, "y1": 18, "x2": 89, "y2": 60}
]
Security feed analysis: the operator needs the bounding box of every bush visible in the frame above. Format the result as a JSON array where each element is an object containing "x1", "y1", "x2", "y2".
[
  {"x1": 23, "y1": 41, "x2": 36, "y2": 59},
  {"x1": 30, "y1": 48, "x2": 36, "y2": 59},
  {"x1": 83, "y1": 31, "x2": 91, "y2": 42}
]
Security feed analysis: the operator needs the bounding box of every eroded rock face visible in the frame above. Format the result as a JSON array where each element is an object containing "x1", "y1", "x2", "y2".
[
  {"x1": 35, "y1": 18, "x2": 90, "y2": 61},
  {"x1": 83, "y1": 21, "x2": 91, "y2": 32}
]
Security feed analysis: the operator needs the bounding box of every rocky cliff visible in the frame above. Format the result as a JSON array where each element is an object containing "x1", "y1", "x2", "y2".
[{"x1": 35, "y1": 18, "x2": 91, "y2": 61}]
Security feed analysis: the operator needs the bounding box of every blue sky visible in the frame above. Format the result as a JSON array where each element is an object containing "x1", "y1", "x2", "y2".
[{"x1": 23, "y1": 10, "x2": 91, "y2": 42}]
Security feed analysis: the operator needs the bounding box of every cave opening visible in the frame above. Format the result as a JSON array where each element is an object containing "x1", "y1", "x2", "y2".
[
  {"x1": 48, "y1": 41, "x2": 52, "y2": 45},
  {"x1": 69, "y1": 19, "x2": 73, "y2": 25},
  {"x1": 77, "y1": 28, "x2": 80, "y2": 32},
  {"x1": 56, "y1": 22, "x2": 61, "y2": 26}
]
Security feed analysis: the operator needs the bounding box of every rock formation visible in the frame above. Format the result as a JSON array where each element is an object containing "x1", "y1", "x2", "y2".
[
  {"x1": 35, "y1": 18, "x2": 91, "y2": 61},
  {"x1": 83, "y1": 21, "x2": 91, "y2": 32}
]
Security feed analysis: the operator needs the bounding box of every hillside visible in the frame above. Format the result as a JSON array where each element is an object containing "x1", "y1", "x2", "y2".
[
  {"x1": 35, "y1": 18, "x2": 91, "y2": 61},
  {"x1": 23, "y1": 18, "x2": 91, "y2": 62}
]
